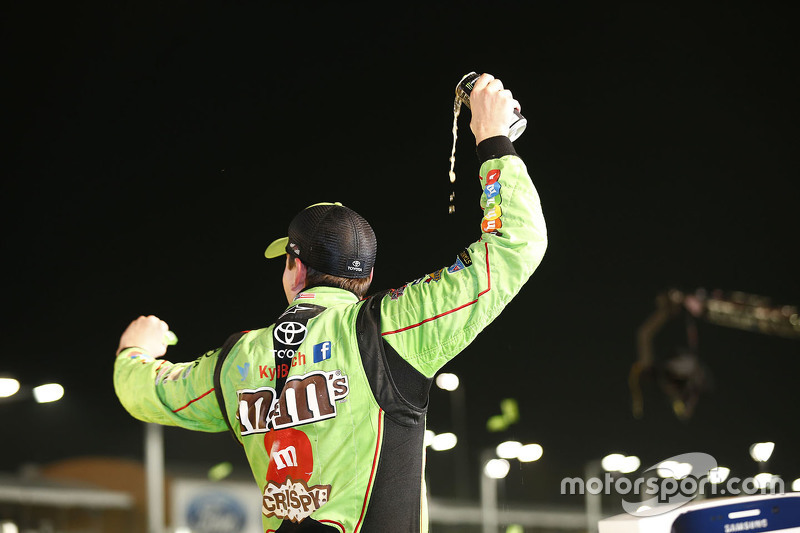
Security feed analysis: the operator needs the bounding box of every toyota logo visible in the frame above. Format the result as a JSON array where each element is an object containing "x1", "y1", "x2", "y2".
[
  {"x1": 352, "y1": 260, "x2": 361, "y2": 267},
  {"x1": 274, "y1": 322, "x2": 307, "y2": 346}
]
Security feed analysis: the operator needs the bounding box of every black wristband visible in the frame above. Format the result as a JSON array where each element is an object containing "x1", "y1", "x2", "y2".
[{"x1": 476, "y1": 136, "x2": 517, "y2": 164}]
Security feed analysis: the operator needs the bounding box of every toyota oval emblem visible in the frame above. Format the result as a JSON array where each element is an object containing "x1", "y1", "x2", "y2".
[
  {"x1": 274, "y1": 322, "x2": 307, "y2": 346},
  {"x1": 352, "y1": 260, "x2": 361, "y2": 267}
]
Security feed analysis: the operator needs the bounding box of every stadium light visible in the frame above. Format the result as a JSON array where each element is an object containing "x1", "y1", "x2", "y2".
[
  {"x1": 424, "y1": 430, "x2": 435, "y2": 448},
  {"x1": 1, "y1": 520, "x2": 19, "y2": 533},
  {"x1": 750, "y1": 442, "x2": 775, "y2": 463},
  {"x1": 430, "y1": 432, "x2": 458, "y2": 451},
  {"x1": 32, "y1": 383, "x2": 64, "y2": 403},
  {"x1": 656, "y1": 460, "x2": 692, "y2": 479},
  {"x1": 602, "y1": 454, "x2": 640, "y2": 474},
  {"x1": 435, "y1": 373, "x2": 459, "y2": 392},
  {"x1": 425, "y1": 430, "x2": 457, "y2": 451},
  {"x1": 602, "y1": 454, "x2": 625, "y2": 472},
  {"x1": 484, "y1": 458, "x2": 510, "y2": 479},
  {"x1": 754, "y1": 473, "x2": 777, "y2": 490},
  {"x1": 517, "y1": 443, "x2": 543, "y2": 463},
  {"x1": 709, "y1": 467, "x2": 731, "y2": 484},
  {"x1": 496, "y1": 441, "x2": 522, "y2": 459},
  {"x1": 495, "y1": 440, "x2": 543, "y2": 463},
  {"x1": 0, "y1": 378, "x2": 20, "y2": 398},
  {"x1": 619, "y1": 455, "x2": 640, "y2": 474}
]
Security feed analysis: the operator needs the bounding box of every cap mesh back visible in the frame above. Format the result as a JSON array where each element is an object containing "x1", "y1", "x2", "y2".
[{"x1": 287, "y1": 204, "x2": 376, "y2": 278}]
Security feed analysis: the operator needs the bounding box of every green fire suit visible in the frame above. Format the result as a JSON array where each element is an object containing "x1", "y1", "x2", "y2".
[{"x1": 114, "y1": 135, "x2": 547, "y2": 532}]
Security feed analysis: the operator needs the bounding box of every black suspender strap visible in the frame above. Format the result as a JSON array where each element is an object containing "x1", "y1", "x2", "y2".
[
  {"x1": 271, "y1": 304, "x2": 326, "y2": 397},
  {"x1": 213, "y1": 330, "x2": 248, "y2": 444}
]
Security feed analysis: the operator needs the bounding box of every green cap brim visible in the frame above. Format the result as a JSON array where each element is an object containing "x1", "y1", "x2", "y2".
[{"x1": 264, "y1": 236, "x2": 289, "y2": 259}]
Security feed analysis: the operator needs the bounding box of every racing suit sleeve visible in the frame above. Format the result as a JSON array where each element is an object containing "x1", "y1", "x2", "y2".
[
  {"x1": 379, "y1": 136, "x2": 547, "y2": 378},
  {"x1": 113, "y1": 346, "x2": 228, "y2": 432}
]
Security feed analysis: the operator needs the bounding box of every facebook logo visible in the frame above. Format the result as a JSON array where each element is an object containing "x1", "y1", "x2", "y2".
[{"x1": 313, "y1": 341, "x2": 332, "y2": 363}]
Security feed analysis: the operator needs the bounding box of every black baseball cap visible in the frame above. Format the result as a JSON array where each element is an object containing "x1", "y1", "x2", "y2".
[{"x1": 265, "y1": 202, "x2": 377, "y2": 279}]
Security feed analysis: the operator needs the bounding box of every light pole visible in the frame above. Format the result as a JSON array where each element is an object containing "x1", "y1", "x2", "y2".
[
  {"x1": 145, "y1": 423, "x2": 166, "y2": 533},
  {"x1": 481, "y1": 449, "x2": 506, "y2": 533},
  {"x1": 585, "y1": 459, "x2": 602, "y2": 533},
  {"x1": 586, "y1": 453, "x2": 641, "y2": 532},
  {"x1": 480, "y1": 441, "x2": 544, "y2": 533},
  {"x1": 750, "y1": 442, "x2": 778, "y2": 492},
  {"x1": 435, "y1": 373, "x2": 470, "y2": 499}
]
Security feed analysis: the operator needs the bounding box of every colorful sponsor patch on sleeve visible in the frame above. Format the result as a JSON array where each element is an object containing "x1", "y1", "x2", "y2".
[
  {"x1": 389, "y1": 285, "x2": 407, "y2": 300},
  {"x1": 484, "y1": 181, "x2": 501, "y2": 199},
  {"x1": 483, "y1": 194, "x2": 501, "y2": 209},
  {"x1": 424, "y1": 268, "x2": 445, "y2": 284},
  {"x1": 447, "y1": 249, "x2": 473, "y2": 274},
  {"x1": 481, "y1": 217, "x2": 503, "y2": 233},
  {"x1": 481, "y1": 169, "x2": 505, "y2": 234},
  {"x1": 484, "y1": 205, "x2": 502, "y2": 221},
  {"x1": 156, "y1": 362, "x2": 193, "y2": 385}
]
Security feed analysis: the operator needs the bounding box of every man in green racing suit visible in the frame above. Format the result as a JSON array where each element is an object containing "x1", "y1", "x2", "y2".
[{"x1": 113, "y1": 73, "x2": 547, "y2": 533}]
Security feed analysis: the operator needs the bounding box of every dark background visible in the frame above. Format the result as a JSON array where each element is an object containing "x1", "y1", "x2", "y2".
[{"x1": 2, "y1": 2, "x2": 798, "y2": 506}]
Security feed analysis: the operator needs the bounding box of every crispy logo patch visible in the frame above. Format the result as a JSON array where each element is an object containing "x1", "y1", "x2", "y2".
[{"x1": 262, "y1": 477, "x2": 331, "y2": 523}]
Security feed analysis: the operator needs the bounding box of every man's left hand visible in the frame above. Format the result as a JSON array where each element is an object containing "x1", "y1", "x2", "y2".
[{"x1": 117, "y1": 315, "x2": 171, "y2": 357}]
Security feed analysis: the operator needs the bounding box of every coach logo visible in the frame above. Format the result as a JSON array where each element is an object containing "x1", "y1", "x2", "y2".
[{"x1": 274, "y1": 322, "x2": 307, "y2": 346}]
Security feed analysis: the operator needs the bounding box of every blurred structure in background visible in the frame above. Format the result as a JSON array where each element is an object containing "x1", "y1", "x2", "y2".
[
  {"x1": 0, "y1": 459, "x2": 140, "y2": 532},
  {"x1": 630, "y1": 288, "x2": 800, "y2": 421}
]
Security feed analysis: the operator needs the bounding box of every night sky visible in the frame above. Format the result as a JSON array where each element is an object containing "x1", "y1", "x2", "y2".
[{"x1": 2, "y1": 2, "x2": 798, "y2": 507}]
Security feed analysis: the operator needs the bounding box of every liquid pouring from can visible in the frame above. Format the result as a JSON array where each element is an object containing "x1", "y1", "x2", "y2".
[{"x1": 448, "y1": 72, "x2": 526, "y2": 214}]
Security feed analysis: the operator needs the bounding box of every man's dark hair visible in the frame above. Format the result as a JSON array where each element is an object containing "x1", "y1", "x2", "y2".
[{"x1": 288, "y1": 255, "x2": 372, "y2": 299}]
